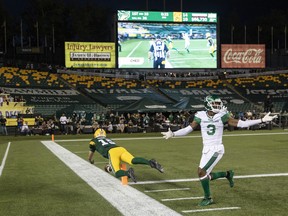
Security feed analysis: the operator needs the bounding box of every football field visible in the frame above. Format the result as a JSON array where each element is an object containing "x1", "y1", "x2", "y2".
[
  {"x1": 118, "y1": 38, "x2": 217, "y2": 68},
  {"x1": 0, "y1": 130, "x2": 288, "y2": 215}
]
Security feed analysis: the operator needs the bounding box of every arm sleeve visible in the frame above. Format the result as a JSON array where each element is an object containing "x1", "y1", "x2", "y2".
[
  {"x1": 173, "y1": 125, "x2": 193, "y2": 137},
  {"x1": 237, "y1": 119, "x2": 262, "y2": 128}
]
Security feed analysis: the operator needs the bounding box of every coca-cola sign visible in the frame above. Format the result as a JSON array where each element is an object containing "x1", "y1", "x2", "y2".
[{"x1": 221, "y1": 44, "x2": 265, "y2": 68}]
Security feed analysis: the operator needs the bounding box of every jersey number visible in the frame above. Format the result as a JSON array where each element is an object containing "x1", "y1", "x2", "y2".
[
  {"x1": 207, "y1": 124, "x2": 216, "y2": 135},
  {"x1": 98, "y1": 138, "x2": 115, "y2": 146}
]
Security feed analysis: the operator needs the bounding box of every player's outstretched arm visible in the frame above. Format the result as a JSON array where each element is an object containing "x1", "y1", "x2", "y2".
[
  {"x1": 262, "y1": 112, "x2": 278, "y2": 122},
  {"x1": 161, "y1": 124, "x2": 194, "y2": 139},
  {"x1": 229, "y1": 112, "x2": 278, "y2": 128}
]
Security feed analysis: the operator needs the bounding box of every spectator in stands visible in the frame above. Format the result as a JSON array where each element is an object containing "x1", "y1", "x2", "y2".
[
  {"x1": 47, "y1": 119, "x2": 55, "y2": 135},
  {"x1": 264, "y1": 95, "x2": 273, "y2": 112},
  {"x1": 143, "y1": 113, "x2": 150, "y2": 127},
  {"x1": 0, "y1": 115, "x2": 8, "y2": 135},
  {"x1": 107, "y1": 122, "x2": 113, "y2": 133},
  {"x1": 0, "y1": 96, "x2": 3, "y2": 106},
  {"x1": 21, "y1": 121, "x2": 31, "y2": 136},
  {"x1": 40, "y1": 121, "x2": 49, "y2": 135},
  {"x1": 59, "y1": 113, "x2": 68, "y2": 135},
  {"x1": 17, "y1": 116, "x2": 24, "y2": 133}
]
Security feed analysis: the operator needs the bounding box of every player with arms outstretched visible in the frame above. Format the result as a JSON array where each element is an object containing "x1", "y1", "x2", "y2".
[
  {"x1": 88, "y1": 128, "x2": 164, "y2": 183},
  {"x1": 182, "y1": 30, "x2": 192, "y2": 53},
  {"x1": 161, "y1": 95, "x2": 277, "y2": 206}
]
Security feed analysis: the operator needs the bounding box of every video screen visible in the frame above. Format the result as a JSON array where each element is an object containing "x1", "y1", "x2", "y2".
[{"x1": 117, "y1": 22, "x2": 217, "y2": 69}]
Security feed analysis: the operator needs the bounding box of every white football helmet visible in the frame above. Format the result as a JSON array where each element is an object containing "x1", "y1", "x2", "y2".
[{"x1": 204, "y1": 95, "x2": 223, "y2": 113}]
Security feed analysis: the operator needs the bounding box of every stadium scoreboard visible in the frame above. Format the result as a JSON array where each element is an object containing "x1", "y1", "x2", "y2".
[
  {"x1": 117, "y1": 10, "x2": 218, "y2": 69},
  {"x1": 118, "y1": 10, "x2": 217, "y2": 23}
]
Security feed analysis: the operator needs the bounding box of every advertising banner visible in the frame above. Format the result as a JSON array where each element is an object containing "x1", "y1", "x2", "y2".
[
  {"x1": 65, "y1": 42, "x2": 116, "y2": 68},
  {"x1": 221, "y1": 44, "x2": 265, "y2": 68}
]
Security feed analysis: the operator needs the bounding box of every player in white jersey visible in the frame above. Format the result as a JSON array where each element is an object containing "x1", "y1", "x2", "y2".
[
  {"x1": 161, "y1": 95, "x2": 278, "y2": 206},
  {"x1": 182, "y1": 30, "x2": 192, "y2": 53}
]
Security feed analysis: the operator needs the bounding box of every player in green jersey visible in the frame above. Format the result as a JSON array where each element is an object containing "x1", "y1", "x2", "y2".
[
  {"x1": 88, "y1": 128, "x2": 164, "y2": 183},
  {"x1": 165, "y1": 35, "x2": 179, "y2": 53},
  {"x1": 162, "y1": 95, "x2": 277, "y2": 206},
  {"x1": 206, "y1": 32, "x2": 216, "y2": 60}
]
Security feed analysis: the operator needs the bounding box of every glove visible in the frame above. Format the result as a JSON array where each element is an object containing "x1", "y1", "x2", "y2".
[
  {"x1": 221, "y1": 106, "x2": 227, "y2": 112},
  {"x1": 262, "y1": 112, "x2": 278, "y2": 123},
  {"x1": 89, "y1": 159, "x2": 94, "y2": 164},
  {"x1": 161, "y1": 128, "x2": 174, "y2": 139}
]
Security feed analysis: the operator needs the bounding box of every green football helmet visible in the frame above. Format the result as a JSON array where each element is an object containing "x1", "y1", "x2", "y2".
[{"x1": 204, "y1": 95, "x2": 223, "y2": 113}]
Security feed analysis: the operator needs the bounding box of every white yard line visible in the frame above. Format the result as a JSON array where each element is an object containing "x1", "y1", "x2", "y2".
[
  {"x1": 133, "y1": 173, "x2": 288, "y2": 185},
  {"x1": 162, "y1": 197, "x2": 203, "y2": 202},
  {"x1": 41, "y1": 141, "x2": 181, "y2": 216},
  {"x1": 145, "y1": 188, "x2": 190, "y2": 193},
  {"x1": 182, "y1": 207, "x2": 241, "y2": 213},
  {"x1": 0, "y1": 142, "x2": 11, "y2": 176}
]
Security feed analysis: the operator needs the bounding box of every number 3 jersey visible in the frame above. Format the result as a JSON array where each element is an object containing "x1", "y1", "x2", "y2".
[
  {"x1": 89, "y1": 137, "x2": 118, "y2": 159},
  {"x1": 194, "y1": 111, "x2": 230, "y2": 147}
]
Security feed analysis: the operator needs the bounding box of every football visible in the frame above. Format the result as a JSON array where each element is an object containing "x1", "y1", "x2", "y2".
[{"x1": 104, "y1": 164, "x2": 113, "y2": 173}]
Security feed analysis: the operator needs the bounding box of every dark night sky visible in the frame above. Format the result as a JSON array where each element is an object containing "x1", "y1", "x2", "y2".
[{"x1": 3, "y1": 0, "x2": 288, "y2": 23}]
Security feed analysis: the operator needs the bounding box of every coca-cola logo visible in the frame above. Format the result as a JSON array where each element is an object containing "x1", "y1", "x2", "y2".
[{"x1": 223, "y1": 48, "x2": 263, "y2": 64}]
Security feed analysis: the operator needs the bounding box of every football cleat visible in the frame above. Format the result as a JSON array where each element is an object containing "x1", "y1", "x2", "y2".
[
  {"x1": 199, "y1": 197, "x2": 214, "y2": 206},
  {"x1": 226, "y1": 170, "x2": 234, "y2": 188},
  {"x1": 149, "y1": 159, "x2": 164, "y2": 173},
  {"x1": 127, "y1": 168, "x2": 137, "y2": 183}
]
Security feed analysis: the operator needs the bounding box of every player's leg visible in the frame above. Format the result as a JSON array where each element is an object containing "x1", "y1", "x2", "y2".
[
  {"x1": 109, "y1": 147, "x2": 130, "y2": 178},
  {"x1": 121, "y1": 149, "x2": 164, "y2": 173},
  {"x1": 198, "y1": 150, "x2": 224, "y2": 206}
]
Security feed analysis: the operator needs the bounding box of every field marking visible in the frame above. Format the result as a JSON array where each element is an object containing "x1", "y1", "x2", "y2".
[
  {"x1": 74, "y1": 151, "x2": 89, "y2": 153},
  {"x1": 145, "y1": 188, "x2": 190, "y2": 193},
  {"x1": 41, "y1": 141, "x2": 181, "y2": 216},
  {"x1": 132, "y1": 173, "x2": 288, "y2": 185},
  {"x1": 182, "y1": 207, "x2": 241, "y2": 213},
  {"x1": 55, "y1": 132, "x2": 288, "y2": 142},
  {"x1": 0, "y1": 142, "x2": 11, "y2": 177},
  {"x1": 162, "y1": 197, "x2": 203, "y2": 201}
]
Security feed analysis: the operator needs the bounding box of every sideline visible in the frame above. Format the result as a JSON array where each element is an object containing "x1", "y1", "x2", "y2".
[
  {"x1": 41, "y1": 141, "x2": 181, "y2": 216},
  {"x1": 0, "y1": 142, "x2": 11, "y2": 176}
]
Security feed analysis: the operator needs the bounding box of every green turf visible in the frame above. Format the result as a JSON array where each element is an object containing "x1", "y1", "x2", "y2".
[{"x1": 0, "y1": 129, "x2": 287, "y2": 216}]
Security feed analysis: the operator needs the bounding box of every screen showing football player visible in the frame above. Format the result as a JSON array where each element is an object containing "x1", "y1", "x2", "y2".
[{"x1": 206, "y1": 32, "x2": 216, "y2": 60}]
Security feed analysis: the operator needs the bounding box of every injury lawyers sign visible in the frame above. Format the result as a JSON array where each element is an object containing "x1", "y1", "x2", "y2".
[{"x1": 221, "y1": 44, "x2": 265, "y2": 68}]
